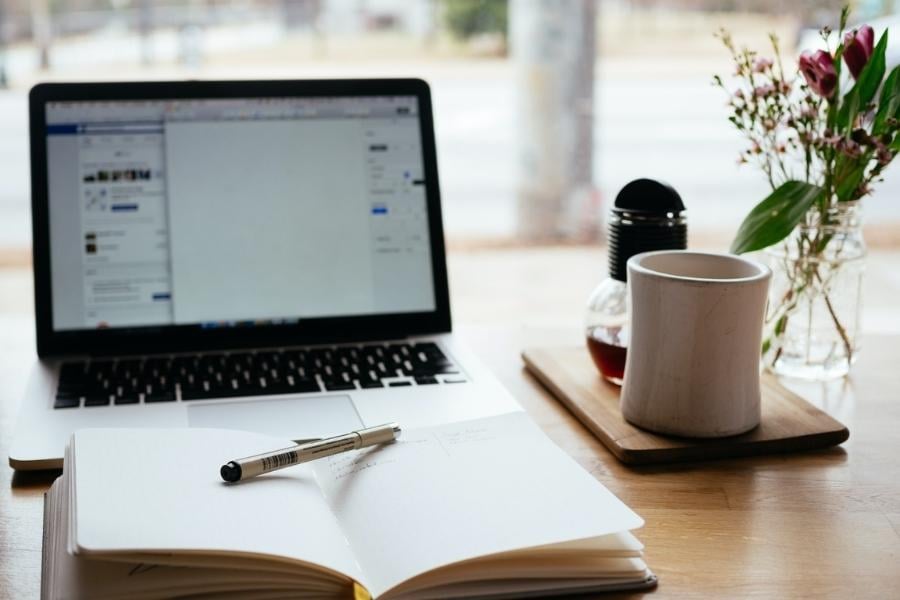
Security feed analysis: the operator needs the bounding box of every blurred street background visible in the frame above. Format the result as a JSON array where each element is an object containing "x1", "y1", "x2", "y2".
[{"x1": 1, "y1": 0, "x2": 899, "y2": 258}]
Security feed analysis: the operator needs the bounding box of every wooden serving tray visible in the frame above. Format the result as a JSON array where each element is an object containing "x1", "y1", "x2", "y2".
[{"x1": 522, "y1": 346, "x2": 849, "y2": 465}]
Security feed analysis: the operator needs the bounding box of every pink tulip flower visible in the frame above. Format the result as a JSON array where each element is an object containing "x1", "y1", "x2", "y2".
[
  {"x1": 843, "y1": 25, "x2": 875, "y2": 79},
  {"x1": 799, "y1": 50, "x2": 838, "y2": 98}
]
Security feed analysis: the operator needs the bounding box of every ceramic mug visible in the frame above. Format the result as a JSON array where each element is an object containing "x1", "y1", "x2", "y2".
[{"x1": 620, "y1": 250, "x2": 771, "y2": 438}]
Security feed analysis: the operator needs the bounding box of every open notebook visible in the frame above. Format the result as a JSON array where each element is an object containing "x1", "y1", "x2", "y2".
[{"x1": 42, "y1": 412, "x2": 657, "y2": 599}]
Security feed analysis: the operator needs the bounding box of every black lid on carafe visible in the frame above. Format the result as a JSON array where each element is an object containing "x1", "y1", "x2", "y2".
[{"x1": 608, "y1": 179, "x2": 687, "y2": 282}]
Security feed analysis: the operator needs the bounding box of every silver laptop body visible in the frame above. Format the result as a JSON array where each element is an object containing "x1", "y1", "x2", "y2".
[{"x1": 10, "y1": 79, "x2": 521, "y2": 470}]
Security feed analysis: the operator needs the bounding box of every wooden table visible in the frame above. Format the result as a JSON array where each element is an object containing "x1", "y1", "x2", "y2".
[{"x1": 2, "y1": 248, "x2": 900, "y2": 597}]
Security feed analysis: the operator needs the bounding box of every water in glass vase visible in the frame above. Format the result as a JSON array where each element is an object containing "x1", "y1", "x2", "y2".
[{"x1": 763, "y1": 203, "x2": 865, "y2": 380}]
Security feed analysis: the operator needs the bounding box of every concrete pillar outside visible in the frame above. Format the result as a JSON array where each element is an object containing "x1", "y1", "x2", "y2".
[
  {"x1": 31, "y1": 0, "x2": 52, "y2": 70},
  {"x1": 0, "y1": 3, "x2": 7, "y2": 87},
  {"x1": 138, "y1": 0, "x2": 154, "y2": 66},
  {"x1": 510, "y1": 0, "x2": 599, "y2": 241}
]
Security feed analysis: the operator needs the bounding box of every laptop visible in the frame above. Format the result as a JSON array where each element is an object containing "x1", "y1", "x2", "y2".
[{"x1": 10, "y1": 79, "x2": 522, "y2": 470}]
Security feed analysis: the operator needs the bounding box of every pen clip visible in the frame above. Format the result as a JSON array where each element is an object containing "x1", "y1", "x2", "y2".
[{"x1": 291, "y1": 437, "x2": 322, "y2": 445}]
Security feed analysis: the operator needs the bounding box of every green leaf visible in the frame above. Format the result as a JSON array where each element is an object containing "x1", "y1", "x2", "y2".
[
  {"x1": 730, "y1": 181, "x2": 823, "y2": 254},
  {"x1": 836, "y1": 90, "x2": 855, "y2": 132},
  {"x1": 837, "y1": 30, "x2": 888, "y2": 130},
  {"x1": 891, "y1": 133, "x2": 900, "y2": 152},
  {"x1": 833, "y1": 153, "x2": 857, "y2": 182},
  {"x1": 836, "y1": 164, "x2": 866, "y2": 200},
  {"x1": 874, "y1": 65, "x2": 900, "y2": 133},
  {"x1": 840, "y1": 91, "x2": 860, "y2": 132}
]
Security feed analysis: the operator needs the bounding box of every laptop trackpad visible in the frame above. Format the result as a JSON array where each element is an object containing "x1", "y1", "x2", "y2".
[{"x1": 187, "y1": 395, "x2": 362, "y2": 441}]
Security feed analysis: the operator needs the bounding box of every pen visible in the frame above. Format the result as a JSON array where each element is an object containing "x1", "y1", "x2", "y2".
[{"x1": 220, "y1": 422, "x2": 401, "y2": 483}]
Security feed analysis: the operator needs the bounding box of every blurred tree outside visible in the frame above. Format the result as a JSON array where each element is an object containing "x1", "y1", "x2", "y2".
[{"x1": 443, "y1": 0, "x2": 507, "y2": 42}]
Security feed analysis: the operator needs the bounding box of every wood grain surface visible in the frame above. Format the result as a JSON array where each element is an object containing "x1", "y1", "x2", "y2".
[
  {"x1": 522, "y1": 346, "x2": 850, "y2": 464},
  {"x1": 3, "y1": 248, "x2": 900, "y2": 598}
]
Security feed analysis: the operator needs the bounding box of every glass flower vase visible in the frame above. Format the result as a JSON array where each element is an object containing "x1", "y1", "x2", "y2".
[{"x1": 762, "y1": 202, "x2": 865, "y2": 380}]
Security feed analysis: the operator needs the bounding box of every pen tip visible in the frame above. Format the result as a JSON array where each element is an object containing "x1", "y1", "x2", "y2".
[{"x1": 220, "y1": 461, "x2": 242, "y2": 483}]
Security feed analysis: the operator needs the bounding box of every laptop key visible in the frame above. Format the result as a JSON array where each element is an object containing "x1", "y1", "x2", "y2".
[
  {"x1": 324, "y1": 380, "x2": 356, "y2": 391},
  {"x1": 145, "y1": 391, "x2": 176, "y2": 403},
  {"x1": 413, "y1": 342, "x2": 444, "y2": 357},
  {"x1": 415, "y1": 376, "x2": 438, "y2": 385},
  {"x1": 53, "y1": 395, "x2": 81, "y2": 409},
  {"x1": 257, "y1": 381, "x2": 294, "y2": 396},
  {"x1": 388, "y1": 381, "x2": 413, "y2": 387},
  {"x1": 358, "y1": 379, "x2": 383, "y2": 389},
  {"x1": 287, "y1": 378, "x2": 321, "y2": 394},
  {"x1": 180, "y1": 385, "x2": 212, "y2": 400},
  {"x1": 114, "y1": 396, "x2": 140, "y2": 405},
  {"x1": 84, "y1": 394, "x2": 112, "y2": 407},
  {"x1": 56, "y1": 382, "x2": 86, "y2": 395},
  {"x1": 412, "y1": 364, "x2": 459, "y2": 376}
]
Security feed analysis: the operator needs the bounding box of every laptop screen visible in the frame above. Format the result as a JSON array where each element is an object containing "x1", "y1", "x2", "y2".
[{"x1": 44, "y1": 95, "x2": 436, "y2": 333}]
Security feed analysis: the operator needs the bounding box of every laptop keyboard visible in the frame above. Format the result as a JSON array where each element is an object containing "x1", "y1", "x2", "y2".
[{"x1": 53, "y1": 342, "x2": 465, "y2": 409}]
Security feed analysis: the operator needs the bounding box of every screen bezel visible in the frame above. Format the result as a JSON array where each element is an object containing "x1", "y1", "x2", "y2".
[{"x1": 30, "y1": 79, "x2": 451, "y2": 357}]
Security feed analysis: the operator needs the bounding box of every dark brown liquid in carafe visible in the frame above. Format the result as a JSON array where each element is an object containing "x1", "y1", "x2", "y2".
[{"x1": 586, "y1": 328, "x2": 627, "y2": 385}]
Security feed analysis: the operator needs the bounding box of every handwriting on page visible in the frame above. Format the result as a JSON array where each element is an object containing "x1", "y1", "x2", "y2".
[
  {"x1": 436, "y1": 426, "x2": 498, "y2": 449},
  {"x1": 329, "y1": 454, "x2": 396, "y2": 480},
  {"x1": 326, "y1": 428, "x2": 499, "y2": 480},
  {"x1": 326, "y1": 443, "x2": 406, "y2": 480},
  {"x1": 326, "y1": 437, "x2": 434, "y2": 479}
]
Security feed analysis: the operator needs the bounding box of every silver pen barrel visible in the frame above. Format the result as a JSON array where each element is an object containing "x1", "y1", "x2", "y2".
[{"x1": 220, "y1": 423, "x2": 400, "y2": 482}]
